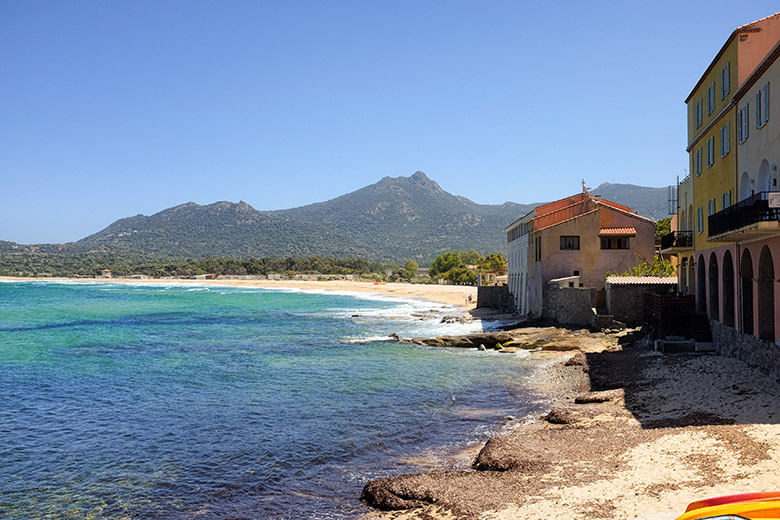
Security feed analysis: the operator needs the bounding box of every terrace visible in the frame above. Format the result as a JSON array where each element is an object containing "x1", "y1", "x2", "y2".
[{"x1": 708, "y1": 191, "x2": 780, "y2": 241}]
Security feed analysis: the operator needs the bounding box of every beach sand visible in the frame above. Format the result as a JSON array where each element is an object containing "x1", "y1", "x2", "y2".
[{"x1": 361, "y1": 338, "x2": 780, "y2": 520}]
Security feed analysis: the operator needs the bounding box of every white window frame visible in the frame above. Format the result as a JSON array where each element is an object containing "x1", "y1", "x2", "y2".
[
  {"x1": 721, "y1": 191, "x2": 731, "y2": 209},
  {"x1": 720, "y1": 122, "x2": 730, "y2": 157},
  {"x1": 738, "y1": 103, "x2": 749, "y2": 143},
  {"x1": 697, "y1": 206, "x2": 704, "y2": 234},
  {"x1": 696, "y1": 98, "x2": 703, "y2": 128},
  {"x1": 721, "y1": 63, "x2": 730, "y2": 100},
  {"x1": 708, "y1": 82, "x2": 715, "y2": 114},
  {"x1": 757, "y1": 81, "x2": 770, "y2": 128},
  {"x1": 695, "y1": 147, "x2": 702, "y2": 175},
  {"x1": 706, "y1": 136, "x2": 715, "y2": 167}
]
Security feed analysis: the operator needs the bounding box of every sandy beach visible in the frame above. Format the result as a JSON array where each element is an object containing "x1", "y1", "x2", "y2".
[{"x1": 361, "y1": 335, "x2": 780, "y2": 520}]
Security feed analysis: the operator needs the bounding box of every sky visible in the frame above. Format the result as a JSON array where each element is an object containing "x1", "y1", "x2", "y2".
[{"x1": 2, "y1": 1, "x2": 780, "y2": 244}]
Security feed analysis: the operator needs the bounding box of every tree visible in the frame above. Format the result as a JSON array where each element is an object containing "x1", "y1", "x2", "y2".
[
  {"x1": 460, "y1": 249, "x2": 483, "y2": 266},
  {"x1": 606, "y1": 256, "x2": 676, "y2": 278},
  {"x1": 444, "y1": 266, "x2": 478, "y2": 285},
  {"x1": 655, "y1": 217, "x2": 672, "y2": 240},
  {"x1": 401, "y1": 259, "x2": 419, "y2": 280},
  {"x1": 479, "y1": 253, "x2": 507, "y2": 273},
  {"x1": 430, "y1": 251, "x2": 463, "y2": 278}
]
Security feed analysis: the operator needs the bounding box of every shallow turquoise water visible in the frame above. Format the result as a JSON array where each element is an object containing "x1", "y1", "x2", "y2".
[{"x1": 0, "y1": 281, "x2": 546, "y2": 519}]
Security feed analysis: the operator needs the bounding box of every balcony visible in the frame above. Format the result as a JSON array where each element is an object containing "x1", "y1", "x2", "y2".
[
  {"x1": 660, "y1": 230, "x2": 693, "y2": 253},
  {"x1": 708, "y1": 191, "x2": 780, "y2": 241}
]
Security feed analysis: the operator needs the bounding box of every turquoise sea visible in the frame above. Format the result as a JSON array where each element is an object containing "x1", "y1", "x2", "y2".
[{"x1": 0, "y1": 281, "x2": 549, "y2": 519}]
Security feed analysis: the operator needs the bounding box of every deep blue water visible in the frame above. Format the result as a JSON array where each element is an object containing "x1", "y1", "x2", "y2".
[{"x1": 0, "y1": 281, "x2": 547, "y2": 519}]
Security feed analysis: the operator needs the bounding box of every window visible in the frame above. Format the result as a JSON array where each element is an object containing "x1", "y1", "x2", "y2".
[
  {"x1": 560, "y1": 235, "x2": 580, "y2": 250},
  {"x1": 695, "y1": 98, "x2": 703, "y2": 128},
  {"x1": 756, "y1": 81, "x2": 770, "y2": 128},
  {"x1": 708, "y1": 82, "x2": 716, "y2": 114},
  {"x1": 707, "y1": 198, "x2": 716, "y2": 216},
  {"x1": 697, "y1": 206, "x2": 704, "y2": 234},
  {"x1": 600, "y1": 237, "x2": 630, "y2": 250},
  {"x1": 721, "y1": 191, "x2": 732, "y2": 209},
  {"x1": 738, "y1": 103, "x2": 749, "y2": 143},
  {"x1": 706, "y1": 136, "x2": 715, "y2": 167},
  {"x1": 695, "y1": 147, "x2": 702, "y2": 175},
  {"x1": 721, "y1": 62, "x2": 730, "y2": 99},
  {"x1": 720, "y1": 122, "x2": 730, "y2": 157}
]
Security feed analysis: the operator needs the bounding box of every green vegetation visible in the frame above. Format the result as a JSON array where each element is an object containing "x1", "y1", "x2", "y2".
[
  {"x1": 428, "y1": 250, "x2": 507, "y2": 285},
  {"x1": 0, "y1": 253, "x2": 399, "y2": 279},
  {"x1": 606, "y1": 256, "x2": 676, "y2": 278},
  {"x1": 655, "y1": 217, "x2": 672, "y2": 239},
  {"x1": 401, "y1": 259, "x2": 419, "y2": 281}
]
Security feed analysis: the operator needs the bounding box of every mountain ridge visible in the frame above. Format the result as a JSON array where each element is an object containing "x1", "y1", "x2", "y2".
[{"x1": 3, "y1": 173, "x2": 670, "y2": 263}]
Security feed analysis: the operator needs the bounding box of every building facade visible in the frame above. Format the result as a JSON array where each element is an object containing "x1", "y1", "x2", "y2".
[
  {"x1": 664, "y1": 13, "x2": 780, "y2": 343},
  {"x1": 506, "y1": 190, "x2": 656, "y2": 317}
]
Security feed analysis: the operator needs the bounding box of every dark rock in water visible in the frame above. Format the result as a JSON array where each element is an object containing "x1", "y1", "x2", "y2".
[
  {"x1": 544, "y1": 408, "x2": 577, "y2": 425},
  {"x1": 387, "y1": 333, "x2": 399, "y2": 341},
  {"x1": 574, "y1": 389, "x2": 623, "y2": 404}
]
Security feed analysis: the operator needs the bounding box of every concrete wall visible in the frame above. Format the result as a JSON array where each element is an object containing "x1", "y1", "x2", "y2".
[
  {"x1": 606, "y1": 283, "x2": 677, "y2": 325},
  {"x1": 477, "y1": 285, "x2": 513, "y2": 311},
  {"x1": 711, "y1": 320, "x2": 780, "y2": 381},
  {"x1": 544, "y1": 284, "x2": 596, "y2": 327}
]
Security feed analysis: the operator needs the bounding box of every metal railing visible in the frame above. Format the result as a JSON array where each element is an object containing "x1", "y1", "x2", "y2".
[
  {"x1": 708, "y1": 191, "x2": 780, "y2": 237},
  {"x1": 660, "y1": 230, "x2": 693, "y2": 250}
]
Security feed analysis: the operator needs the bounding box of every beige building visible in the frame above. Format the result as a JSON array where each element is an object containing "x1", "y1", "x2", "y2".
[{"x1": 506, "y1": 189, "x2": 656, "y2": 317}]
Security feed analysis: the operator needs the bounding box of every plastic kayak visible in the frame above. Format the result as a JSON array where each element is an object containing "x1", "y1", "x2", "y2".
[{"x1": 675, "y1": 492, "x2": 780, "y2": 519}]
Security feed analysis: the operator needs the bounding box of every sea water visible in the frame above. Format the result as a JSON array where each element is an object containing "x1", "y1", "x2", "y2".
[{"x1": 0, "y1": 281, "x2": 549, "y2": 519}]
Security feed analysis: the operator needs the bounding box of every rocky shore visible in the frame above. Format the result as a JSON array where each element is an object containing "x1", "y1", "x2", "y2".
[{"x1": 360, "y1": 325, "x2": 780, "y2": 520}]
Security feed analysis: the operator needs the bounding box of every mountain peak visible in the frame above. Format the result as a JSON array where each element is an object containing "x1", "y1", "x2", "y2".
[{"x1": 409, "y1": 171, "x2": 443, "y2": 193}]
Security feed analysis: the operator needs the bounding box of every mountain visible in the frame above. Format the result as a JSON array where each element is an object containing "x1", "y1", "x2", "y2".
[
  {"x1": 10, "y1": 173, "x2": 671, "y2": 264},
  {"x1": 71, "y1": 172, "x2": 535, "y2": 263},
  {"x1": 591, "y1": 182, "x2": 673, "y2": 220}
]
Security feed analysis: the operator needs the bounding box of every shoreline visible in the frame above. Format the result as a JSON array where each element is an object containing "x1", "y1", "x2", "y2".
[
  {"x1": 1, "y1": 276, "x2": 480, "y2": 312},
  {"x1": 360, "y1": 336, "x2": 780, "y2": 520}
]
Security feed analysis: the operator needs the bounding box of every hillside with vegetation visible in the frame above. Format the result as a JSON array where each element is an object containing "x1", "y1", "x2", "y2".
[{"x1": 2, "y1": 173, "x2": 671, "y2": 266}]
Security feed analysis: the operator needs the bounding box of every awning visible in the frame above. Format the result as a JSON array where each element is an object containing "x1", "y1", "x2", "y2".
[{"x1": 598, "y1": 227, "x2": 637, "y2": 237}]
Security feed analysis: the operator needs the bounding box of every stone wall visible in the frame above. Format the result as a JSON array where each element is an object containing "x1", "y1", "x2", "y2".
[
  {"x1": 606, "y1": 283, "x2": 677, "y2": 325},
  {"x1": 711, "y1": 320, "x2": 780, "y2": 381},
  {"x1": 544, "y1": 285, "x2": 596, "y2": 327},
  {"x1": 477, "y1": 285, "x2": 514, "y2": 311}
]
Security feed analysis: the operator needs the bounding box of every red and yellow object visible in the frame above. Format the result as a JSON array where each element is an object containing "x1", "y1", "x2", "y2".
[{"x1": 675, "y1": 492, "x2": 780, "y2": 519}]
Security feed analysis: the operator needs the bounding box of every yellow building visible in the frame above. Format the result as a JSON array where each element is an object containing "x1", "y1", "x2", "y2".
[
  {"x1": 664, "y1": 13, "x2": 780, "y2": 346},
  {"x1": 683, "y1": 13, "x2": 780, "y2": 318}
]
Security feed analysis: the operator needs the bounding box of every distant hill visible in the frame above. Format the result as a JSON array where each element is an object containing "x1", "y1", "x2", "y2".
[
  {"x1": 7, "y1": 172, "x2": 671, "y2": 264},
  {"x1": 591, "y1": 182, "x2": 672, "y2": 220}
]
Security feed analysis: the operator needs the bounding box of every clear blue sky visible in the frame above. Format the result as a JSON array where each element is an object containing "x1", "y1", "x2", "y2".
[{"x1": 2, "y1": 1, "x2": 779, "y2": 244}]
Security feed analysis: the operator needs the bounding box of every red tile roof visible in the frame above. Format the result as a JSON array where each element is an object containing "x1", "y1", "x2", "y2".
[{"x1": 598, "y1": 227, "x2": 637, "y2": 237}]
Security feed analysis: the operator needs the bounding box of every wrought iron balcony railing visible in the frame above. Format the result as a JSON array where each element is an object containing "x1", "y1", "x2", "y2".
[
  {"x1": 708, "y1": 191, "x2": 780, "y2": 238},
  {"x1": 660, "y1": 230, "x2": 693, "y2": 250}
]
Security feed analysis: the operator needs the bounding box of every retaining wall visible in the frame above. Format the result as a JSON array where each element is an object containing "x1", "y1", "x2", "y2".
[
  {"x1": 544, "y1": 285, "x2": 596, "y2": 327},
  {"x1": 477, "y1": 285, "x2": 513, "y2": 311},
  {"x1": 711, "y1": 320, "x2": 780, "y2": 381}
]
